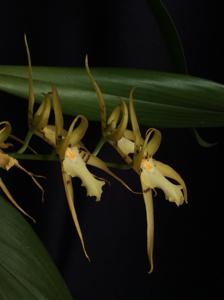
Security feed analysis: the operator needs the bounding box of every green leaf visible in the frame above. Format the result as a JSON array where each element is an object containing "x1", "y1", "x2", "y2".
[
  {"x1": 0, "y1": 195, "x2": 73, "y2": 300},
  {"x1": 0, "y1": 66, "x2": 224, "y2": 127},
  {"x1": 147, "y1": 0, "x2": 187, "y2": 73}
]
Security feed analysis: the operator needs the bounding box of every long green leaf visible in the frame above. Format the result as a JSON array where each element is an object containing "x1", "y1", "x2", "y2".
[
  {"x1": 0, "y1": 195, "x2": 73, "y2": 300},
  {"x1": 0, "y1": 66, "x2": 224, "y2": 127}
]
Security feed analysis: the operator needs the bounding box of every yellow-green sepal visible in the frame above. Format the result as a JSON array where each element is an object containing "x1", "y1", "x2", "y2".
[
  {"x1": 24, "y1": 34, "x2": 35, "y2": 127},
  {"x1": 51, "y1": 86, "x2": 64, "y2": 143},
  {"x1": 141, "y1": 180, "x2": 154, "y2": 274},
  {"x1": 57, "y1": 115, "x2": 88, "y2": 158},
  {"x1": 32, "y1": 93, "x2": 51, "y2": 132},
  {"x1": 106, "y1": 101, "x2": 128, "y2": 142},
  {"x1": 85, "y1": 55, "x2": 107, "y2": 132},
  {"x1": 61, "y1": 167, "x2": 90, "y2": 261}
]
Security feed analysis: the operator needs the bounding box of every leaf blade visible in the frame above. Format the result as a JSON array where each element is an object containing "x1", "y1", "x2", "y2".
[
  {"x1": 0, "y1": 66, "x2": 224, "y2": 127},
  {"x1": 0, "y1": 195, "x2": 73, "y2": 300}
]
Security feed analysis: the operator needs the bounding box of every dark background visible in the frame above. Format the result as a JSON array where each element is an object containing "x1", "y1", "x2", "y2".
[{"x1": 0, "y1": 1, "x2": 224, "y2": 299}]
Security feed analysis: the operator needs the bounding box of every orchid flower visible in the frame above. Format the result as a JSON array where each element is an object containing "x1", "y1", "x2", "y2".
[
  {"x1": 41, "y1": 86, "x2": 135, "y2": 260},
  {"x1": 118, "y1": 91, "x2": 187, "y2": 272},
  {"x1": 0, "y1": 121, "x2": 43, "y2": 222},
  {"x1": 35, "y1": 85, "x2": 92, "y2": 261},
  {"x1": 86, "y1": 65, "x2": 187, "y2": 272},
  {"x1": 25, "y1": 36, "x2": 136, "y2": 260}
]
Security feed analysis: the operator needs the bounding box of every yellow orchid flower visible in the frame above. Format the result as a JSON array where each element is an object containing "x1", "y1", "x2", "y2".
[
  {"x1": 86, "y1": 67, "x2": 187, "y2": 272},
  {"x1": 25, "y1": 37, "x2": 128, "y2": 259},
  {"x1": 41, "y1": 90, "x2": 92, "y2": 260},
  {"x1": 0, "y1": 121, "x2": 43, "y2": 222},
  {"x1": 41, "y1": 86, "x2": 135, "y2": 261},
  {"x1": 42, "y1": 86, "x2": 106, "y2": 202},
  {"x1": 118, "y1": 92, "x2": 187, "y2": 273}
]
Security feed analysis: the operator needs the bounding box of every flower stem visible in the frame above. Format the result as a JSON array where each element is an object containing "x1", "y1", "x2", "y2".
[
  {"x1": 92, "y1": 137, "x2": 106, "y2": 156},
  {"x1": 11, "y1": 152, "x2": 59, "y2": 161},
  {"x1": 105, "y1": 162, "x2": 132, "y2": 170},
  {"x1": 17, "y1": 130, "x2": 34, "y2": 154}
]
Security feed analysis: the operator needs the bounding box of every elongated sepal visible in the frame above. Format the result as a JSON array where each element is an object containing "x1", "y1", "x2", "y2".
[
  {"x1": 129, "y1": 88, "x2": 142, "y2": 148},
  {"x1": 52, "y1": 86, "x2": 64, "y2": 143},
  {"x1": 106, "y1": 101, "x2": 128, "y2": 141},
  {"x1": 33, "y1": 93, "x2": 51, "y2": 131},
  {"x1": 85, "y1": 55, "x2": 107, "y2": 132},
  {"x1": 0, "y1": 121, "x2": 12, "y2": 144},
  {"x1": 61, "y1": 167, "x2": 90, "y2": 260},
  {"x1": 24, "y1": 34, "x2": 35, "y2": 127},
  {"x1": 141, "y1": 180, "x2": 154, "y2": 273}
]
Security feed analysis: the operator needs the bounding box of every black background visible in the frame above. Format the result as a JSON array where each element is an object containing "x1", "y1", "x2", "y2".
[{"x1": 0, "y1": 1, "x2": 224, "y2": 299}]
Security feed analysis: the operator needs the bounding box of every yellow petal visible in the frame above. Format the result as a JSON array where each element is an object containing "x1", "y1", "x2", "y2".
[
  {"x1": 140, "y1": 158, "x2": 185, "y2": 206},
  {"x1": 63, "y1": 146, "x2": 105, "y2": 201},
  {"x1": 144, "y1": 128, "x2": 161, "y2": 157},
  {"x1": 141, "y1": 179, "x2": 154, "y2": 273},
  {"x1": 117, "y1": 136, "x2": 135, "y2": 156},
  {"x1": 106, "y1": 101, "x2": 128, "y2": 141},
  {"x1": 41, "y1": 125, "x2": 57, "y2": 147},
  {"x1": 58, "y1": 115, "x2": 88, "y2": 158},
  {"x1": 61, "y1": 168, "x2": 90, "y2": 261}
]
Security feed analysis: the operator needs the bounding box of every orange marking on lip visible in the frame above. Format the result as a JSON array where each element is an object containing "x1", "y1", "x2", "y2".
[
  {"x1": 66, "y1": 148, "x2": 76, "y2": 160},
  {"x1": 142, "y1": 159, "x2": 153, "y2": 171}
]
